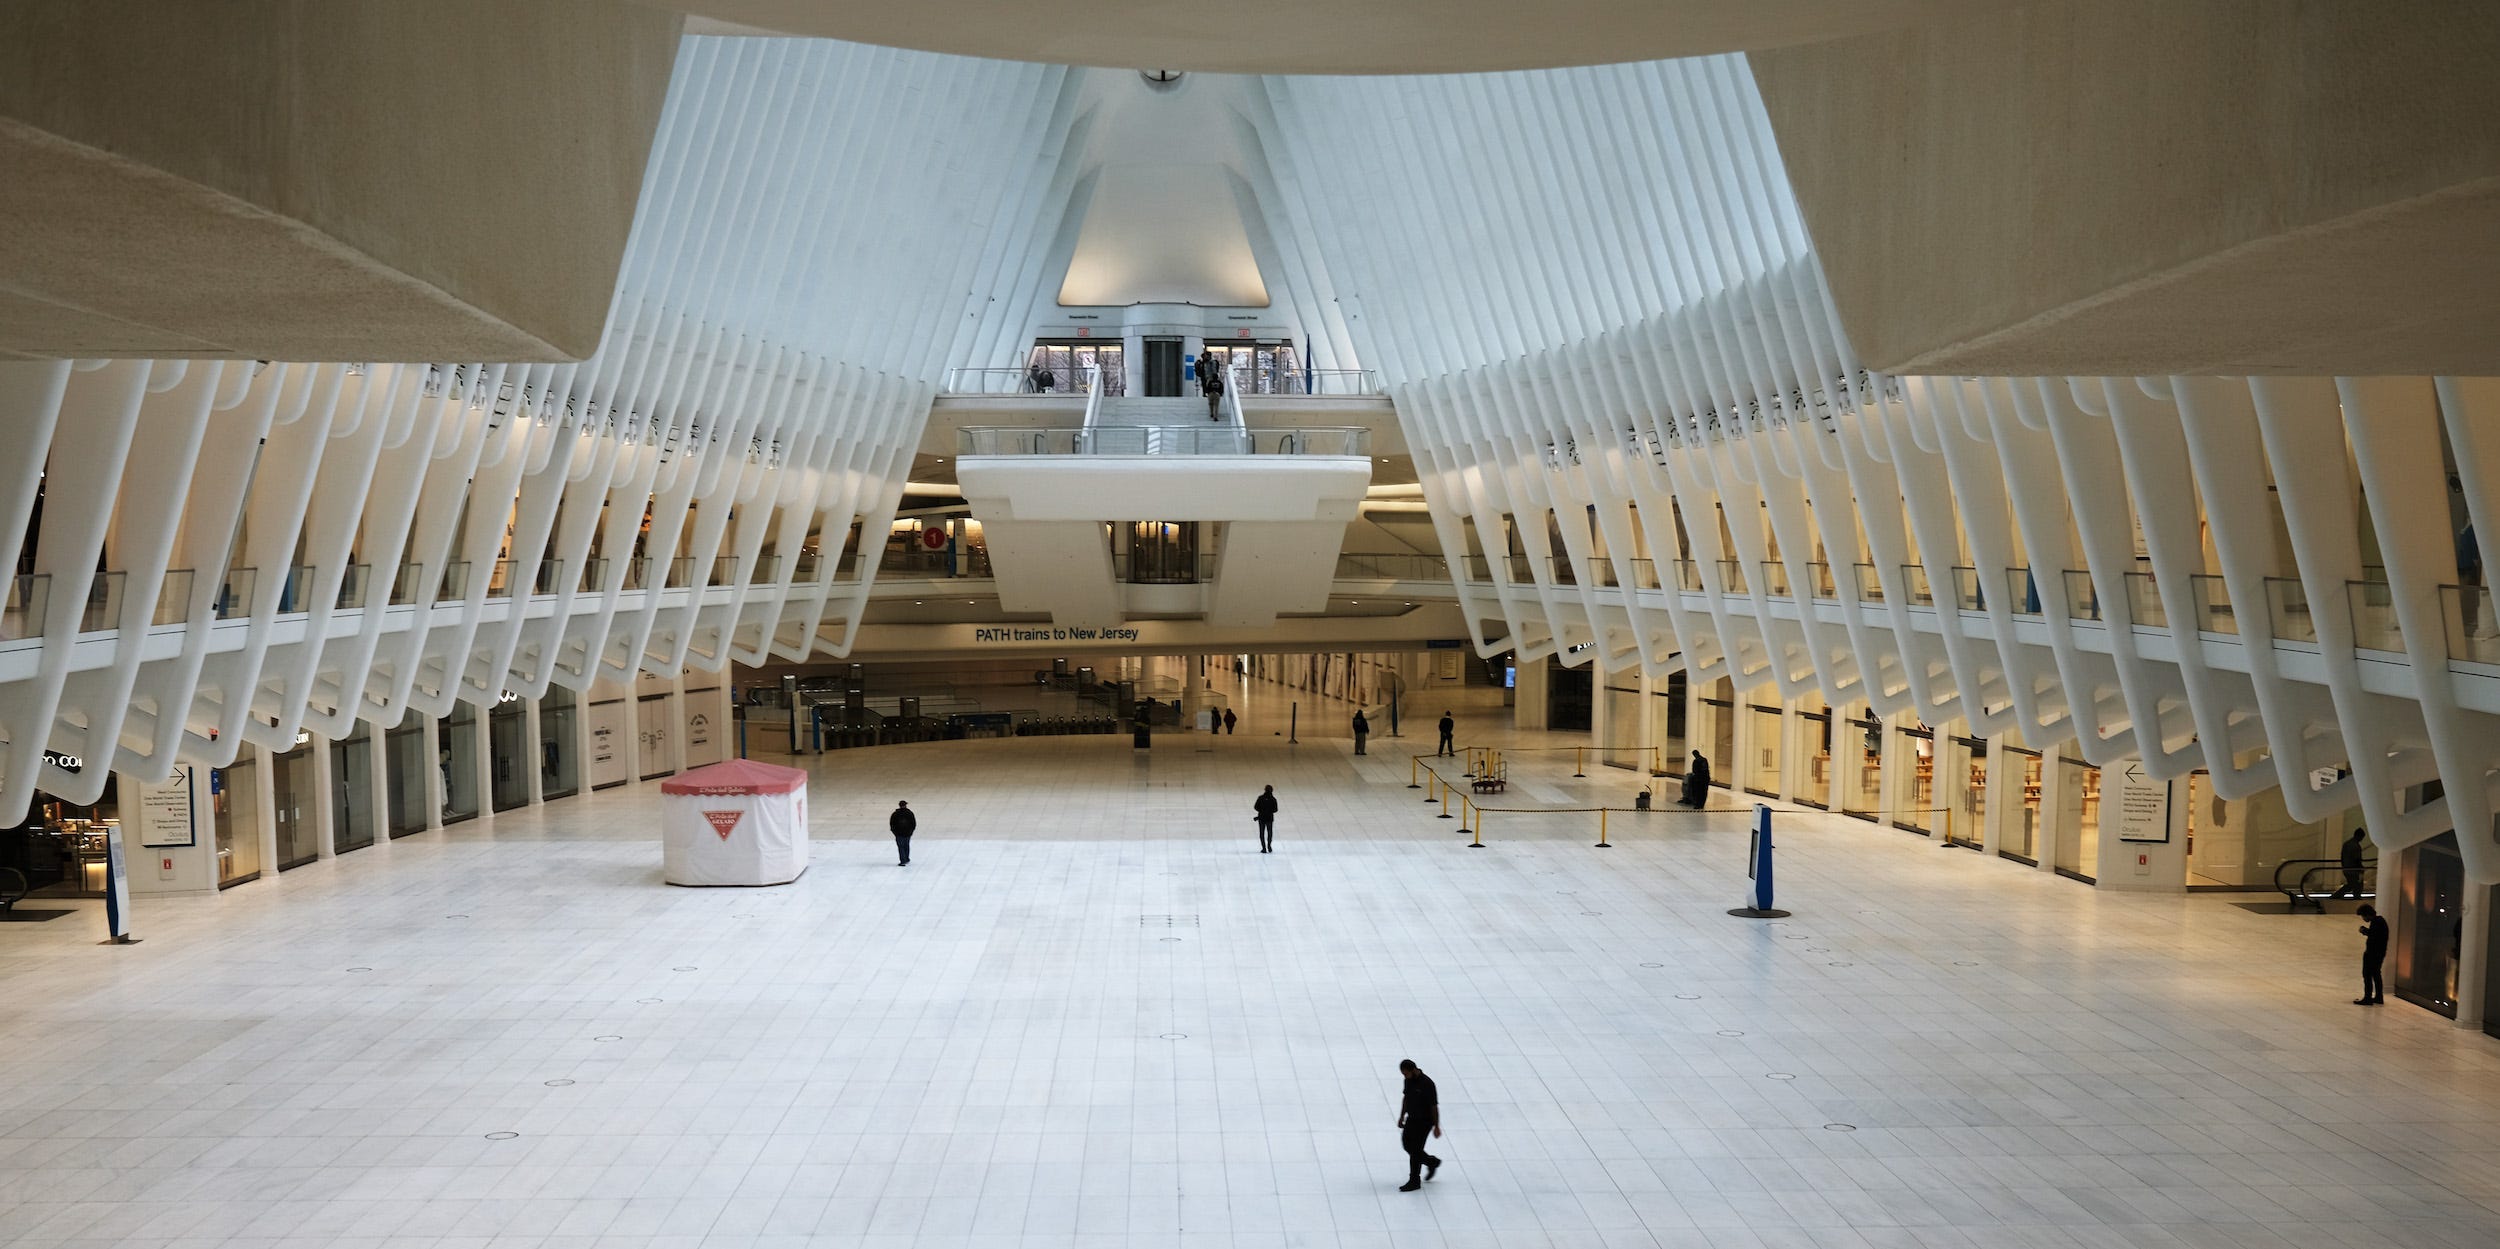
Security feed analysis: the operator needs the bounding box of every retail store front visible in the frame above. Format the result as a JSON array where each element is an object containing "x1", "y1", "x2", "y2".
[{"x1": 1, "y1": 753, "x2": 119, "y2": 899}]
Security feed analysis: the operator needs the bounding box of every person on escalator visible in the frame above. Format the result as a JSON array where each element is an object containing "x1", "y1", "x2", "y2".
[{"x1": 2331, "y1": 827, "x2": 2370, "y2": 899}]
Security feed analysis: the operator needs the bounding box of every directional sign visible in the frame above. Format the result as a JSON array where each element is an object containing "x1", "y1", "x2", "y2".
[{"x1": 2114, "y1": 762, "x2": 2172, "y2": 843}]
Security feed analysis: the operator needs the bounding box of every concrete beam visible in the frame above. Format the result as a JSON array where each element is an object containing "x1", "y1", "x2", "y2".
[
  {"x1": 1749, "y1": 0, "x2": 2500, "y2": 376},
  {"x1": 675, "y1": 1, "x2": 2006, "y2": 76},
  {"x1": 0, "y1": 0, "x2": 683, "y2": 362}
]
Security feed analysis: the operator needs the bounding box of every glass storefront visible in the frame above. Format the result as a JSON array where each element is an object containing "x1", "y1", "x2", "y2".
[
  {"x1": 271, "y1": 742, "x2": 317, "y2": 871},
  {"x1": 1943, "y1": 735, "x2": 1988, "y2": 849},
  {"x1": 539, "y1": 686, "x2": 579, "y2": 801},
  {"x1": 2054, "y1": 757, "x2": 2101, "y2": 882},
  {"x1": 489, "y1": 696, "x2": 530, "y2": 812},
  {"x1": 2392, "y1": 833, "x2": 2464, "y2": 1018},
  {"x1": 1745, "y1": 705, "x2": 1784, "y2": 796},
  {"x1": 2003, "y1": 748, "x2": 2043, "y2": 864},
  {"x1": 385, "y1": 710, "x2": 430, "y2": 838},
  {"x1": 3, "y1": 758, "x2": 120, "y2": 898},
  {"x1": 331, "y1": 729, "x2": 374, "y2": 853},
  {"x1": 212, "y1": 759, "x2": 260, "y2": 888},
  {"x1": 2182, "y1": 770, "x2": 2359, "y2": 890},
  {"x1": 441, "y1": 703, "x2": 480, "y2": 824},
  {"x1": 1795, "y1": 707, "x2": 1832, "y2": 809},
  {"x1": 1843, "y1": 710, "x2": 1883, "y2": 820},
  {"x1": 1894, "y1": 725, "x2": 1936, "y2": 833}
]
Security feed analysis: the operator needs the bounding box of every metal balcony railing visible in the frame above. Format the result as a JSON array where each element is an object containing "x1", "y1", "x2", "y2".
[{"x1": 956, "y1": 425, "x2": 1369, "y2": 457}]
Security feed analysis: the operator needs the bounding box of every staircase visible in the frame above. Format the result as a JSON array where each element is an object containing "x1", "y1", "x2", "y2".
[{"x1": 1094, "y1": 396, "x2": 1218, "y2": 426}]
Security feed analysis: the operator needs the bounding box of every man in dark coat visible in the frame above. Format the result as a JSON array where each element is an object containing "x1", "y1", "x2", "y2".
[
  {"x1": 889, "y1": 800, "x2": 915, "y2": 866},
  {"x1": 2356, "y1": 903, "x2": 2388, "y2": 1005},
  {"x1": 1437, "y1": 712, "x2": 1456, "y2": 758},
  {"x1": 1395, "y1": 1059, "x2": 1443, "y2": 1191},
  {"x1": 1253, "y1": 785, "x2": 1278, "y2": 853},
  {"x1": 1680, "y1": 751, "x2": 1711, "y2": 808},
  {"x1": 1351, "y1": 709, "x2": 1370, "y2": 756},
  {"x1": 2331, "y1": 827, "x2": 2370, "y2": 899}
]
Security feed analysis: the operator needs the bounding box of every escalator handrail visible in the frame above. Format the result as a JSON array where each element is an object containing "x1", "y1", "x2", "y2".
[{"x1": 2273, "y1": 856, "x2": 2378, "y2": 896}]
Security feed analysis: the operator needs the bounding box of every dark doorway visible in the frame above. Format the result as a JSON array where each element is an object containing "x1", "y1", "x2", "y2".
[
  {"x1": 1546, "y1": 659, "x2": 1593, "y2": 732},
  {"x1": 272, "y1": 743, "x2": 317, "y2": 871},
  {"x1": 1144, "y1": 338, "x2": 1183, "y2": 397}
]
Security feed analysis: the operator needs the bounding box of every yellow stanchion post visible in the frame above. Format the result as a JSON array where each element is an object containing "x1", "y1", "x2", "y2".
[
  {"x1": 1463, "y1": 747, "x2": 1478, "y2": 778},
  {"x1": 1468, "y1": 799, "x2": 1486, "y2": 848},
  {"x1": 1424, "y1": 770, "x2": 1439, "y2": 804},
  {"x1": 1438, "y1": 775, "x2": 1455, "y2": 818},
  {"x1": 1574, "y1": 747, "x2": 1586, "y2": 777},
  {"x1": 1595, "y1": 807, "x2": 1611, "y2": 848},
  {"x1": 1408, "y1": 757, "x2": 1421, "y2": 789}
]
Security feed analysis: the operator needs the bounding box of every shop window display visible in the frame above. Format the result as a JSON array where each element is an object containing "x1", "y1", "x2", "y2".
[
  {"x1": 2054, "y1": 758, "x2": 2101, "y2": 882},
  {"x1": 212, "y1": 759, "x2": 260, "y2": 888},
  {"x1": 1894, "y1": 725, "x2": 1936, "y2": 833},
  {"x1": 1745, "y1": 706, "x2": 1783, "y2": 796}
]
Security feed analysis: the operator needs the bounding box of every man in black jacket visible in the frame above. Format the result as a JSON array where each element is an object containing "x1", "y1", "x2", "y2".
[
  {"x1": 2357, "y1": 903, "x2": 2387, "y2": 1005},
  {"x1": 1395, "y1": 1059, "x2": 1442, "y2": 1191},
  {"x1": 890, "y1": 800, "x2": 915, "y2": 866},
  {"x1": 2331, "y1": 827, "x2": 2370, "y2": 899},
  {"x1": 1253, "y1": 785, "x2": 1278, "y2": 853},
  {"x1": 1437, "y1": 712, "x2": 1456, "y2": 758}
]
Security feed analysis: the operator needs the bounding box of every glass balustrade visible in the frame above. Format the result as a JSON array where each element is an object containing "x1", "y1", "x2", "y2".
[
  {"x1": 2443, "y1": 584, "x2": 2500, "y2": 666},
  {"x1": 2062, "y1": 570, "x2": 2100, "y2": 621},
  {"x1": 2189, "y1": 574, "x2": 2236, "y2": 634},
  {"x1": 2004, "y1": 568, "x2": 2040, "y2": 615},
  {"x1": 2, "y1": 575, "x2": 48, "y2": 640},
  {"x1": 2121, "y1": 571, "x2": 2166, "y2": 628},
  {"x1": 1854, "y1": 563, "x2": 1885, "y2": 602},
  {"x1": 2346, "y1": 580, "x2": 2401, "y2": 651},
  {"x1": 2265, "y1": 577, "x2": 2317, "y2": 642},
  {"x1": 956, "y1": 426, "x2": 1370, "y2": 456},
  {"x1": 1948, "y1": 566, "x2": 1985, "y2": 612},
  {"x1": 1899, "y1": 564, "x2": 1933, "y2": 607}
]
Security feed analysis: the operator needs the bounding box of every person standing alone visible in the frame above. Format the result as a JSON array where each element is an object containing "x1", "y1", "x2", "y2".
[
  {"x1": 1252, "y1": 784, "x2": 1278, "y2": 853},
  {"x1": 1351, "y1": 709, "x2": 1370, "y2": 756},
  {"x1": 1394, "y1": 1059, "x2": 1442, "y2": 1191},
  {"x1": 889, "y1": 800, "x2": 916, "y2": 867},
  {"x1": 1437, "y1": 711, "x2": 1456, "y2": 758},
  {"x1": 2356, "y1": 903, "x2": 2387, "y2": 1005}
]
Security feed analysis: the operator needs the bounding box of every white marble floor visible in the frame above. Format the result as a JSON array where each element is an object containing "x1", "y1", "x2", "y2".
[{"x1": 4, "y1": 717, "x2": 2500, "y2": 1249}]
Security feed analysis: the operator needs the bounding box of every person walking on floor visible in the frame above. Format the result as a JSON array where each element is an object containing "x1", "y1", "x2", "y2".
[
  {"x1": 1436, "y1": 711, "x2": 1456, "y2": 758},
  {"x1": 1394, "y1": 1059, "x2": 1442, "y2": 1191},
  {"x1": 889, "y1": 800, "x2": 916, "y2": 866},
  {"x1": 2331, "y1": 826, "x2": 2371, "y2": 899},
  {"x1": 2356, "y1": 903, "x2": 2388, "y2": 1005},
  {"x1": 1253, "y1": 784, "x2": 1278, "y2": 853},
  {"x1": 1223, "y1": 708, "x2": 1237, "y2": 735},
  {"x1": 1351, "y1": 709, "x2": 1370, "y2": 755},
  {"x1": 1202, "y1": 353, "x2": 1226, "y2": 420}
]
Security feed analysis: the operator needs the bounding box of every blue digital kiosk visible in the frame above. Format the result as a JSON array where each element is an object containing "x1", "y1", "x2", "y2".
[{"x1": 1727, "y1": 803, "x2": 1790, "y2": 919}]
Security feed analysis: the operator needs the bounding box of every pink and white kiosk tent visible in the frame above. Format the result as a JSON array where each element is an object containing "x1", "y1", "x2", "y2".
[{"x1": 659, "y1": 759, "x2": 810, "y2": 886}]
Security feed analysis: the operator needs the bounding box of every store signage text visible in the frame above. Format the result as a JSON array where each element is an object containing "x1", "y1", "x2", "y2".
[{"x1": 973, "y1": 625, "x2": 1142, "y2": 644}]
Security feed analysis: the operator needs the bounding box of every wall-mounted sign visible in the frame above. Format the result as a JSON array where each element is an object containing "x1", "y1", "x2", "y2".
[
  {"x1": 2113, "y1": 762, "x2": 2172, "y2": 843},
  {"x1": 136, "y1": 768, "x2": 197, "y2": 848}
]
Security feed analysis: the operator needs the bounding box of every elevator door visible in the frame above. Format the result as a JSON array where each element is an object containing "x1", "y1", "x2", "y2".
[{"x1": 1144, "y1": 338, "x2": 1183, "y2": 396}]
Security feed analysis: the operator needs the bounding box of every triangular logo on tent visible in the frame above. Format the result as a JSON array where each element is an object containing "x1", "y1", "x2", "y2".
[{"x1": 703, "y1": 809, "x2": 744, "y2": 840}]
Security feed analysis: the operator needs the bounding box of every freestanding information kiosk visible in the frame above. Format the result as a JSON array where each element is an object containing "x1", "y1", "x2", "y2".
[{"x1": 659, "y1": 759, "x2": 810, "y2": 886}]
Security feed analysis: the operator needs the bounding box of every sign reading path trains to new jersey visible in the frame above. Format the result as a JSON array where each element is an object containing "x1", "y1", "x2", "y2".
[{"x1": 2113, "y1": 762, "x2": 2172, "y2": 843}]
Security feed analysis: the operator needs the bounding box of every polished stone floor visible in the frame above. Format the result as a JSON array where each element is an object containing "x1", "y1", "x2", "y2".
[{"x1": 4, "y1": 691, "x2": 2498, "y2": 1248}]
